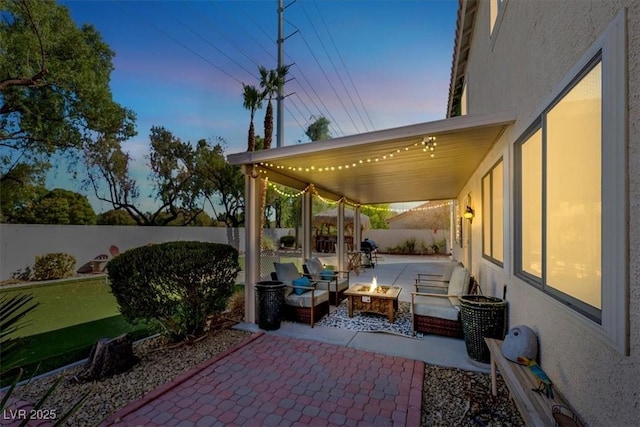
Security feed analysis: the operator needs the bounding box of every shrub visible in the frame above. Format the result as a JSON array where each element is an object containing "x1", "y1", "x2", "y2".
[
  {"x1": 262, "y1": 234, "x2": 277, "y2": 251},
  {"x1": 280, "y1": 235, "x2": 296, "y2": 247},
  {"x1": 33, "y1": 253, "x2": 76, "y2": 281},
  {"x1": 405, "y1": 237, "x2": 418, "y2": 254},
  {"x1": 11, "y1": 266, "x2": 32, "y2": 282},
  {"x1": 107, "y1": 241, "x2": 240, "y2": 341}
]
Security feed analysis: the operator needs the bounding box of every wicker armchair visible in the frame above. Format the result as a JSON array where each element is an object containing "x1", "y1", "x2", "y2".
[
  {"x1": 272, "y1": 262, "x2": 329, "y2": 328},
  {"x1": 414, "y1": 260, "x2": 463, "y2": 287},
  {"x1": 303, "y1": 257, "x2": 349, "y2": 306},
  {"x1": 410, "y1": 266, "x2": 474, "y2": 338}
]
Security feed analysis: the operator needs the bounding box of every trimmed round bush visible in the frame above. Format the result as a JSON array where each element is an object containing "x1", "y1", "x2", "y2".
[
  {"x1": 33, "y1": 253, "x2": 76, "y2": 281},
  {"x1": 106, "y1": 241, "x2": 240, "y2": 341}
]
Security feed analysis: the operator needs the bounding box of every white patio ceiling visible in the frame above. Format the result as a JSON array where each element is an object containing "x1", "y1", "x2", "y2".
[{"x1": 227, "y1": 112, "x2": 515, "y2": 205}]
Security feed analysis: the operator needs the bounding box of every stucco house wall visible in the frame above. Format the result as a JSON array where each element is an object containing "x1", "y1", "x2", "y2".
[{"x1": 451, "y1": 1, "x2": 639, "y2": 424}]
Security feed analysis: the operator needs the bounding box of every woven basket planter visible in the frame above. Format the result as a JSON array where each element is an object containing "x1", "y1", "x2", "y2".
[{"x1": 459, "y1": 295, "x2": 507, "y2": 363}]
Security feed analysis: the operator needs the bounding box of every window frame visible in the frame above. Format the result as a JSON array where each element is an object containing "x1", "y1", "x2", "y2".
[
  {"x1": 482, "y1": 158, "x2": 504, "y2": 267},
  {"x1": 489, "y1": 0, "x2": 508, "y2": 47},
  {"x1": 513, "y1": 10, "x2": 628, "y2": 354}
]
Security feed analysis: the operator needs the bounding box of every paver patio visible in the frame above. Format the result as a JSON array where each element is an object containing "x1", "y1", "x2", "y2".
[{"x1": 102, "y1": 332, "x2": 423, "y2": 426}]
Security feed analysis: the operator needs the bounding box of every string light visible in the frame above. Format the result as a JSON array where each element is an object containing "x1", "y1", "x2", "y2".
[
  {"x1": 258, "y1": 135, "x2": 438, "y2": 174},
  {"x1": 267, "y1": 181, "x2": 309, "y2": 198},
  {"x1": 422, "y1": 136, "x2": 437, "y2": 158},
  {"x1": 264, "y1": 179, "x2": 452, "y2": 213}
]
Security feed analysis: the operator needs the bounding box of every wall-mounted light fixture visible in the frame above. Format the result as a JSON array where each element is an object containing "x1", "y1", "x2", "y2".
[{"x1": 463, "y1": 205, "x2": 475, "y2": 222}]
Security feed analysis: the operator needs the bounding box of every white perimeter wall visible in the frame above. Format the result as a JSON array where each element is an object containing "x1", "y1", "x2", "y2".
[
  {"x1": 0, "y1": 225, "x2": 291, "y2": 280},
  {"x1": 365, "y1": 229, "x2": 449, "y2": 254},
  {"x1": 0, "y1": 225, "x2": 447, "y2": 280}
]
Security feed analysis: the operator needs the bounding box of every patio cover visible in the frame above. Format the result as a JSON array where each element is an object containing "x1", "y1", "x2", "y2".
[
  {"x1": 229, "y1": 112, "x2": 515, "y2": 324},
  {"x1": 227, "y1": 112, "x2": 514, "y2": 204}
]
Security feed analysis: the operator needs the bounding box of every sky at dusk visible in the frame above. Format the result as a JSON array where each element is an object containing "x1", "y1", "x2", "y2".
[{"x1": 50, "y1": 0, "x2": 459, "y2": 213}]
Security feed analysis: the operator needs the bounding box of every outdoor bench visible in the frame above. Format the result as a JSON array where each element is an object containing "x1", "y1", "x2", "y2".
[{"x1": 485, "y1": 338, "x2": 581, "y2": 427}]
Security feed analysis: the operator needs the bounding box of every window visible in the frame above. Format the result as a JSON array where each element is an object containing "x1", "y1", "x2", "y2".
[
  {"x1": 546, "y1": 62, "x2": 602, "y2": 311},
  {"x1": 482, "y1": 160, "x2": 504, "y2": 265},
  {"x1": 461, "y1": 80, "x2": 468, "y2": 116},
  {"x1": 516, "y1": 59, "x2": 602, "y2": 322},
  {"x1": 490, "y1": 0, "x2": 506, "y2": 36},
  {"x1": 519, "y1": 129, "x2": 542, "y2": 278},
  {"x1": 514, "y1": 10, "x2": 627, "y2": 355}
]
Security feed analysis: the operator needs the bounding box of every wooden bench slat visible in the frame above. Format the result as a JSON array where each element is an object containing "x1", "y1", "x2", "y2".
[{"x1": 485, "y1": 338, "x2": 576, "y2": 427}]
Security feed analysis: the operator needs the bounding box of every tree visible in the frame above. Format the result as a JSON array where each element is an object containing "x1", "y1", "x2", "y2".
[
  {"x1": 0, "y1": 0, "x2": 136, "y2": 185},
  {"x1": 0, "y1": 163, "x2": 46, "y2": 222},
  {"x1": 193, "y1": 139, "x2": 244, "y2": 247},
  {"x1": 306, "y1": 116, "x2": 331, "y2": 141},
  {"x1": 86, "y1": 129, "x2": 244, "y2": 232},
  {"x1": 242, "y1": 84, "x2": 262, "y2": 152},
  {"x1": 13, "y1": 188, "x2": 96, "y2": 224},
  {"x1": 85, "y1": 127, "x2": 207, "y2": 226},
  {"x1": 360, "y1": 205, "x2": 393, "y2": 229},
  {"x1": 96, "y1": 209, "x2": 137, "y2": 225},
  {"x1": 259, "y1": 65, "x2": 288, "y2": 150},
  {"x1": 159, "y1": 210, "x2": 212, "y2": 226}
]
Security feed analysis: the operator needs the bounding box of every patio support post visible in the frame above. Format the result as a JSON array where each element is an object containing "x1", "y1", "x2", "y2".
[
  {"x1": 354, "y1": 205, "x2": 362, "y2": 250},
  {"x1": 337, "y1": 202, "x2": 345, "y2": 272},
  {"x1": 243, "y1": 165, "x2": 260, "y2": 324},
  {"x1": 450, "y1": 200, "x2": 455, "y2": 256},
  {"x1": 302, "y1": 190, "x2": 312, "y2": 260}
]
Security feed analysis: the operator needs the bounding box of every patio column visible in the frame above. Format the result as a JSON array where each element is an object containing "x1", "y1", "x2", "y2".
[
  {"x1": 302, "y1": 189, "x2": 312, "y2": 260},
  {"x1": 354, "y1": 205, "x2": 362, "y2": 250},
  {"x1": 337, "y1": 201, "x2": 345, "y2": 271},
  {"x1": 243, "y1": 165, "x2": 261, "y2": 324}
]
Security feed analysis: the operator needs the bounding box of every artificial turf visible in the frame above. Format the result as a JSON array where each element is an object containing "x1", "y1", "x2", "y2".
[{"x1": 0, "y1": 277, "x2": 155, "y2": 386}]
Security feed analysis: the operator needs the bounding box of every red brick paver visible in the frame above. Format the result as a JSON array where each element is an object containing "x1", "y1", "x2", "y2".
[{"x1": 102, "y1": 333, "x2": 424, "y2": 426}]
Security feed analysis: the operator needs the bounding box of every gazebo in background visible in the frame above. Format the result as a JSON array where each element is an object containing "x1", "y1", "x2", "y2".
[{"x1": 313, "y1": 208, "x2": 371, "y2": 252}]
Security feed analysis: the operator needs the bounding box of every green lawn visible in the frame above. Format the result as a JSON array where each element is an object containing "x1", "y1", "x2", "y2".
[
  {"x1": 0, "y1": 277, "x2": 155, "y2": 386},
  {"x1": 1, "y1": 276, "x2": 124, "y2": 337},
  {"x1": 1, "y1": 275, "x2": 245, "y2": 386}
]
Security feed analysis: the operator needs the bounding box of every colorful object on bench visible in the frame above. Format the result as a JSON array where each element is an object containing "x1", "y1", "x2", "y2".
[{"x1": 517, "y1": 356, "x2": 554, "y2": 399}]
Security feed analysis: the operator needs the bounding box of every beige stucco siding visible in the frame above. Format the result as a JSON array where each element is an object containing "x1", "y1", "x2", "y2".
[{"x1": 453, "y1": 1, "x2": 640, "y2": 425}]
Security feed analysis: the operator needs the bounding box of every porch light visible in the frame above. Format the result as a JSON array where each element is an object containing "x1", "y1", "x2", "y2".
[{"x1": 463, "y1": 205, "x2": 475, "y2": 221}]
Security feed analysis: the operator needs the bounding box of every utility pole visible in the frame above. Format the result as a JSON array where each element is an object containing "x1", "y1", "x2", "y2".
[
  {"x1": 277, "y1": 0, "x2": 284, "y2": 148},
  {"x1": 276, "y1": 0, "x2": 297, "y2": 147}
]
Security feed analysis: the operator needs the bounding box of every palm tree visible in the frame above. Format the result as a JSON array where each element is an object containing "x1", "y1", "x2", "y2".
[
  {"x1": 259, "y1": 65, "x2": 289, "y2": 150},
  {"x1": 242, "y1": 84, "x2": 263, "y2": 152}
]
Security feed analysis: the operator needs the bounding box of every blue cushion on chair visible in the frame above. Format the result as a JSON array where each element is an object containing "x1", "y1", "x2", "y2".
[
  {"x1": 320, "y1": 269, "x2": 336, "y2": 280},
  {"x1": 292, "y1": 276, "x2": 311, "y2": 295}
]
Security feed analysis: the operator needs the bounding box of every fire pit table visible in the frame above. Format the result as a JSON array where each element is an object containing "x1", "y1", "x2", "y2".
[{"x1": 344, "y1": 283, "x2": 402, "y2": 323}]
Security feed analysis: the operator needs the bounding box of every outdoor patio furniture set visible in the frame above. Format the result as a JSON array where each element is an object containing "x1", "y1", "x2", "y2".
[{"x1": 270, "y1": 258, "x2": 477, "y2": 339}]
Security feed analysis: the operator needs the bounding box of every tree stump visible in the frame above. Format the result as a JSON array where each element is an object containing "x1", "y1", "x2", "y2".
[{"x1": 80, "y1": 334, "x2": 138, "y2": 381}]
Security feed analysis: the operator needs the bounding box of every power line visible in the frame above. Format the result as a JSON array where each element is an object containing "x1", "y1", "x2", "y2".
[
  {"x1": 112, "y1": 0, "x2": 247, "y2": 84},
  {"x1": 160, "y1": 3, "x2": 259, "y2": 80},
  {"x1": 312, "y1": 1, "x2": 375, "y2": 131},
  {"x1": 186, "y1": 1, "x2": 263, "y2": 68},
  {"x1": 287, "y1": 31, "x2": 345, "y2": 136},
  {"x1": 297, "y1": 6, "x2": 361, "y2": 134},
  {"x1": 238, "y1": 3, "x2": 278, "y2": 65}
]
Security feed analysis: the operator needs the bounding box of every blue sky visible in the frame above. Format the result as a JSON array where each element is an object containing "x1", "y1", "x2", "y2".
[{"x1": 51, "y1": 0, "x2": 459, "y2": 213}]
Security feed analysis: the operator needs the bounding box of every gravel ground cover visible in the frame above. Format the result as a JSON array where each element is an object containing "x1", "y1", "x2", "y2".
[{"x1": 7, "y1": 326, "x2": 523, "y2": 426}]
